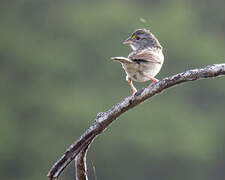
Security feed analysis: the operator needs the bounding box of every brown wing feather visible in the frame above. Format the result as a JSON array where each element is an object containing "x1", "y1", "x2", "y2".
[{"x1": 128, "y1": 49, "x2": 162, "y2": 64}]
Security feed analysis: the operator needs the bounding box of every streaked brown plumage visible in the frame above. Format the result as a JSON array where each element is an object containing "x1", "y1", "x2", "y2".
[{"x1": 111, "y1": 29, "x2": 164, "y2": 94}]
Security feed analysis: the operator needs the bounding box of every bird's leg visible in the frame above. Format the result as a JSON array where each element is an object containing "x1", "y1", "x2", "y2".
[
  {"x1": 128, "y1": 79, "x2": 137, "y2": 94},
  {"x1": 143, "y1": 74, "x2": 159, "y2": 83}
]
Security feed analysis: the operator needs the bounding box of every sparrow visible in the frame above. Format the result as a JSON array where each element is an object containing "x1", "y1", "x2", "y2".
[{"x1": 111, "y1": 29, "x2": 164, "y2": 94}]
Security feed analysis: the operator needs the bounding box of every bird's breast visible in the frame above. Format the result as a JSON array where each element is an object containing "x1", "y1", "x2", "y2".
[{"x1": 122, "y1": 61, "x2": 163, "y2": 82}]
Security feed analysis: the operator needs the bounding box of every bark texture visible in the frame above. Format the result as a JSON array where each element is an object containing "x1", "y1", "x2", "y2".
[
  {"x1": 48, "y1": 63, "x2": 225, "y2": 180},
  {"x1": 75, "y1": 140, "x2": 93, "y2": 180}
]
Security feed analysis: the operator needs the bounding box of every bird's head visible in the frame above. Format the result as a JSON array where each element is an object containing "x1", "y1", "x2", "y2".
[{"x1": 123, "y1": 29, "x2": 162, "y2": 50}]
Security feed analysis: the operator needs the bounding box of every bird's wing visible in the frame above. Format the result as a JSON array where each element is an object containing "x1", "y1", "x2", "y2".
[
  {"x1": 128, "y1": 49, "x2": 162, "y2": 64},
  {"x1": 111, "y1": 57, "x2": 133, "y2": 64}
]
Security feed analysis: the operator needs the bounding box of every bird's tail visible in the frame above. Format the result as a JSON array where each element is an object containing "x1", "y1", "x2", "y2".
[{"x1": 111, "y1": 57, "x2": 133, "y2": 64}]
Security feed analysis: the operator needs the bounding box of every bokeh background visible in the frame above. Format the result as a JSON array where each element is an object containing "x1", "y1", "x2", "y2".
[{"x1": 1, "y1": 0, "x2": 225, "y2": 180}]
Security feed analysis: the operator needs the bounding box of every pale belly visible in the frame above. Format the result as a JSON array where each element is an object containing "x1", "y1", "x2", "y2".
[{"x1": 122, "y1": 62, "x2": 163, "y2": 82}]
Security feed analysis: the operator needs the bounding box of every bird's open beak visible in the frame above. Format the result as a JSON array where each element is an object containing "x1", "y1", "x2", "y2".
[{"x1": 122, "y1": 37, "x2": 133, "y2": 45}]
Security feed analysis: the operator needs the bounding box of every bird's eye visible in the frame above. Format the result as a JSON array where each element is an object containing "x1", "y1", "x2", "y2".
[
  {"x1": 131, "y1": 34, "x2": 136, "y2": 39},
  {"x1": 136, "y1": 36, "x2": 140, "y2": 40}
]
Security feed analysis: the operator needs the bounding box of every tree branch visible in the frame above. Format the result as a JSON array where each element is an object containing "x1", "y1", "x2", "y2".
[
  {"x1": 47, "y1": 63, "x2": 225, "y2": 180},
  {"x1": 75, "y1": 139, "x2": 93, "y2": 180}
]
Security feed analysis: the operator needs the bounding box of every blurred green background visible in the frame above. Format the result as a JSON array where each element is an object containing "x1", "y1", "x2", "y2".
[{"x1": 1, "y1": 0, "x2": 225, "y2": 180}]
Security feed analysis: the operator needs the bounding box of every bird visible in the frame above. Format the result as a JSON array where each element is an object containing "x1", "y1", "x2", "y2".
[{"x1": 111, "y1": 29, "x2": 164, "y2": 94}]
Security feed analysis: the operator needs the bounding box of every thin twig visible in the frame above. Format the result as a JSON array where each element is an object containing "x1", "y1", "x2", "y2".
[
  {"x1": 92, "y1": 161, "x2": 98, "y2": 180},
  {"x1": 47, "y1": 63, "x2": 225, "y2": 180}
]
